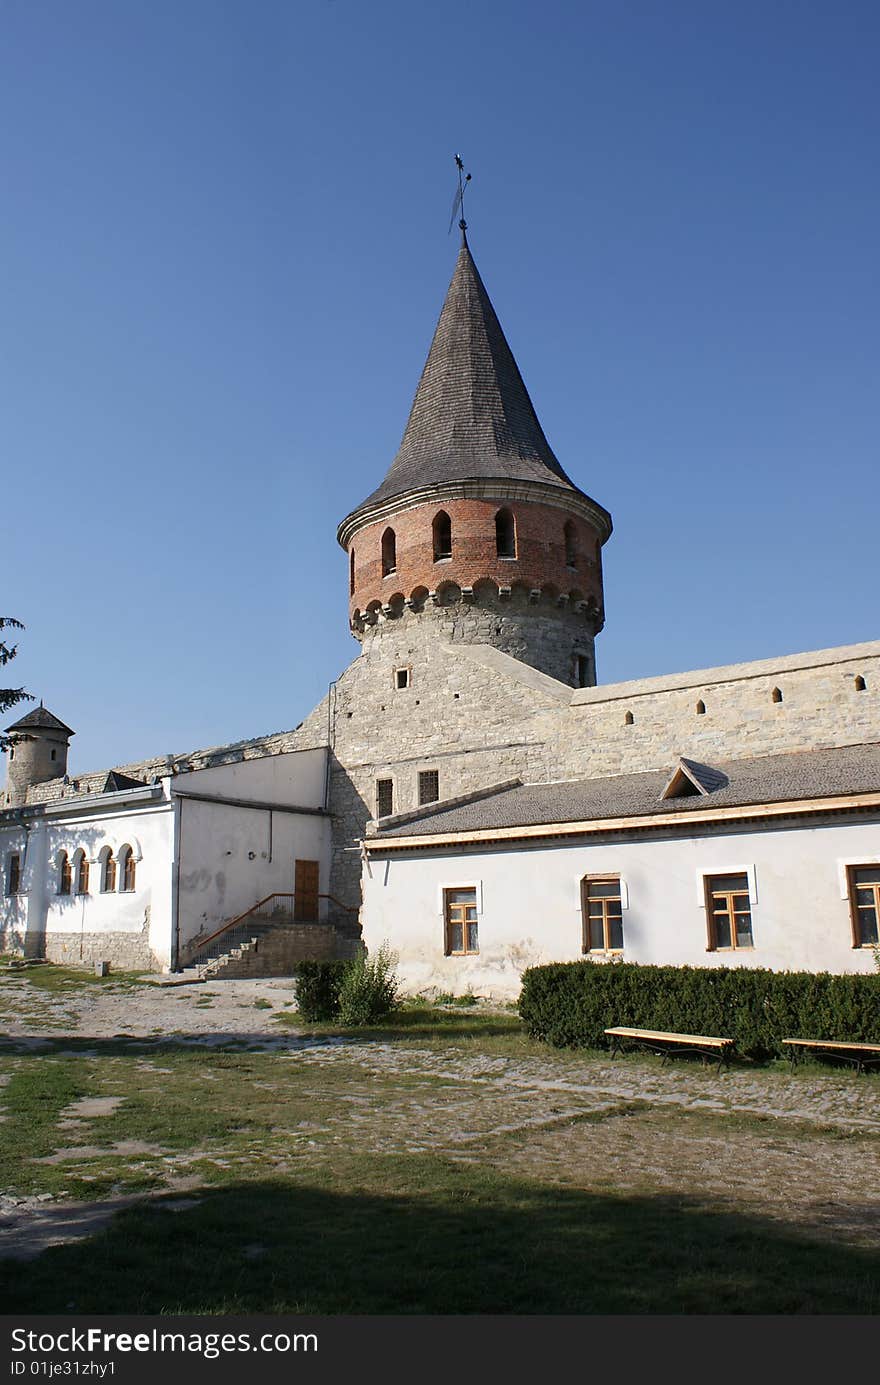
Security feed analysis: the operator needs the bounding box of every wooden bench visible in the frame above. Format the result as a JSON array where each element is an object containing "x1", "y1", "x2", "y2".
[
  {"x1": 605, "y1": 1026, "x2": 734, "y2": 1071},
  {"x1": 782, "y1": 1038, "x2": 880, "y2": 1075}
]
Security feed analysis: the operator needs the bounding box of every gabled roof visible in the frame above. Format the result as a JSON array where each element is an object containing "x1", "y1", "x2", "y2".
[
  {"x1": 370, "y1": 742, "x2": 880, "y2": 841},
  {"x1": 661, "y1": 757, "x2": 729, "y2": 800},
  {"x1": 345, "y1": 235, "x2": 605, "y2": 517},
  {"x1": 5, "y1": 705, "x2": 74, "y2": 736},
  {"x1": 103, "y1": 771, "x2": 147, "y2": 794}
]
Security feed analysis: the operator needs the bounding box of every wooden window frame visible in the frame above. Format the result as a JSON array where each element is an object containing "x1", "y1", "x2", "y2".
[
  {"x1": 120, "y1": 848, "x2": 136, "y2": 893},
  {"x1": 704, "y1": 872, "x2": 753, "y2": 951},
  {"x1": 443, "y1": 886, "x2": 479, "y2": 956},
  {"x1": 101, "y1": 852, "x2": 117, "y2": 894},
  {"x1": 847, "y1": 864, "x2": 880, "y2": 949},
  {"x1": 581, "y1": 876, "x2": 624, "y2": 954},
  {"x1": 58, "y1": 853, "x2": 72, "y2": 896},
  {"x1": 75, "y1": 853, "x2": 90, "y2": 896}
]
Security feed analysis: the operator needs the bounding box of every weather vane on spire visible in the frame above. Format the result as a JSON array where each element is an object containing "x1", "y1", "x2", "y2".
[{"x1": 448, "y1": 153, "x2": 472, "y2": 236}]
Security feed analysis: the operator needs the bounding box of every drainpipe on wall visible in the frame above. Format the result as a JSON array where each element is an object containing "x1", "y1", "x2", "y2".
[
  {"x1": 323, "y1": 681, "x2": 337, "y2": 812},
  {"x1": 171, "y1": 791, "x2": 183, "y2": 972}
]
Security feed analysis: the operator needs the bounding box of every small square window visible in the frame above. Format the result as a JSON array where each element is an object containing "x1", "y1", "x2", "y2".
[
  {"x1": 395, "y1": 668, "x2": 410, "y2": 690},
  {"x1": 418, "y1": 770, "x2": 439, "y2": 805},
  {"x1": 444, "y1": 887, "x2": 479, "y2": 955}
]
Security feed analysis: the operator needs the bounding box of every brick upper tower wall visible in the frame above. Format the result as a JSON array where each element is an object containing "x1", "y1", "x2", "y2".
[{"x1": 347, "y1": 496, "x2": 605, "y2": 630}]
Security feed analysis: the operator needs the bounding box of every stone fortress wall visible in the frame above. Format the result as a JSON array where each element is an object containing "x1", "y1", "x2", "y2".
[{"x1": 286, "y1": 627, "x2": 880, "y2": 915}]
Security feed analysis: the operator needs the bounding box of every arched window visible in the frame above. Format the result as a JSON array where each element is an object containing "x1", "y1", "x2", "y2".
[
  {"x1": 495, "y1": 508, "x2": 516, "y2": 559},
  {"x1": 855, "y1": 675, "x2": 867, "y2": 692},
  {"x1": 772, "y1": 687, "x2": 783, "y2": 704},
  {"x1": 381, "y1": 528, "x2": 396, "y2": 576},
  {"x1": 119, "y1": 845, "x2": 136, "y2": 893},
  {"x1": 432, "y1": 511, "x2": 452, "y2": 561},
  {"x1": 74, "y1": 850, "x2": 89, "y2": 896},
  {"x1": 349, "y1": 549, "x2": 355, "y2": 596},
  {"x1": 101, "y1": 848, "x2": 116, "y2": 893},
  {"x1": 58, "y1": 852, "x2": 72, "y2": 896},
  {"x1": 696, "y1": 699, "x2": 706, "y2": 716},
  {"x1": 624, "y1": 710, "x2": 634, "y2": 726},
  {"x1": 564, "y1": 520, "x2": 578, "y2": 568}
]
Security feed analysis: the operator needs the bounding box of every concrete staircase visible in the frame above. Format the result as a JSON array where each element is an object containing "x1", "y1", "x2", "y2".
[{"x1": 189, "y1": 919, "x2": 337, "y2": 979}]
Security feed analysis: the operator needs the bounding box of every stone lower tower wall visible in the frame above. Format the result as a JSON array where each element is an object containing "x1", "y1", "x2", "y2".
[{"x1": 359, "y1": 587, "x2": 599, "y2": 688}]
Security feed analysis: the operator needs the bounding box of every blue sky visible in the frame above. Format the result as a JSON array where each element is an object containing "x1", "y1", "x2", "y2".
[{"x1": 2, "y1": 1, "x2": 878, "y2": 772}]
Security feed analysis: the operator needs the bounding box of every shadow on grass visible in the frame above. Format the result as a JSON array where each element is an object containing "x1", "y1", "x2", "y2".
[
  {"x1": 0, "y1": 1006, "x2": 528, "y2": 1056},
  {"x1": 4, "y1": 1166, "x2": 880, "y2": 1314},
  {"x1": 280, "y1": 1005, "x2": 526, "y2": 1043}
]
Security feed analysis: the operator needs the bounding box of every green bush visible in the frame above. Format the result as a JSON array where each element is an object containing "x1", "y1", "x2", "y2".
[
  {"x1": 292, "y1": 960, "x2": 349, "y2": 1021},
  {"x1": 518, "y1": 961, "x2": 880, "y2": 1060},
  {"x1": 337, "y1": 942, "x2": 400, "y2": 1026}
]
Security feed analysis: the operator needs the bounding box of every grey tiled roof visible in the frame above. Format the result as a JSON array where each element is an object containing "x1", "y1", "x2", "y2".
[
  {"x1": 5, "y1": 705, "x2": 74, "y2": 736},
  {"x1": 350, "y1": 237, "x2": 601, "y2": 513},
  {"x1": 374, "y1": 742, "x2": 880, "y2": 839}
]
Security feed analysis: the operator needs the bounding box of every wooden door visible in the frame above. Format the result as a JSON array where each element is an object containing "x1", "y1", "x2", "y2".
[{"x1": 294, "y1": 859, "x2": 320, "y2": 921}]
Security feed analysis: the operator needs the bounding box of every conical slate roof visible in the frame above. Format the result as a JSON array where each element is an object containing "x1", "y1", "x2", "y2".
[
  {"x1": 5, "y1": 704, "x2": 74, "y2": 736},
  {"x1": 354, "y1": 235, "x2": 585, "y2": 512}
]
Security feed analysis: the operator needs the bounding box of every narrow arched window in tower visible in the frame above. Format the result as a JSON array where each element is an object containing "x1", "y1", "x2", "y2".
[
  {"x1": 855, "y1": 675, "x2": 867, "y2": 692},
  {"x1": 495, "y1": 508, "x2": 516, "y2": 559},
  {"x1": 772, "y1": 687, "x2": 783, "y2": 704},
  {"x1": 349, "y1": 549, "x2": 355, "y2": 596},
  {"x1": 381, "y1": 528, "x2": 396, "y2": 577},
  {"x1": 696, "y1": 699, "x2": 706, "y2": 715},
  {"x1": 433, "y1": 511, "x2": 452, "y2": 561},
  {"x1": 624, "y1": 711, "x2": 634, "y2": 726},
  {"x1": 564, "y1": 520, "x2": 578, "y2": 568},
  {"x1": 58, "y1": 852, "x2": 72, "y2": 896}
]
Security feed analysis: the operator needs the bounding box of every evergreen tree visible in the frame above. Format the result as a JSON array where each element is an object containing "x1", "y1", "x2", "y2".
[{"x1": 0, "y1": 617, "x2": 33, "y2": 747}]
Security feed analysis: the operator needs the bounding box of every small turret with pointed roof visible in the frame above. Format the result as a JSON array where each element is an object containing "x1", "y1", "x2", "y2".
[
  {"x1": 337, "y1": 229, "x2": 612, "y2": 688},
  {"x1": 3, "y1": 702, "x2": 74, "y2": 807}
]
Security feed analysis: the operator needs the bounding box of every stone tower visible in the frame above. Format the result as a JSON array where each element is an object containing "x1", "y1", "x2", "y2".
[
  {"x1": 3, "y1": 705, "x2": 74, "y2": 807},
  {"x1": 337, "y1": 231, "x2": 612, "y2": 688}
]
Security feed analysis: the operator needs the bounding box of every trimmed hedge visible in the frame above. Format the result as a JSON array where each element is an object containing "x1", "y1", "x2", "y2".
[
  {"x1": 292, "y1": 960, "x2": 350, "y2": 1021},
  {"x1": 518, "y1": 961, "x2": 880, "y2": 1060}
]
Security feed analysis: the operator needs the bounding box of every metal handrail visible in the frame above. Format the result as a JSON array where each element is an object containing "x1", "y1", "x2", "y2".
[{"x1": 185, "y1": 890, "x2": 358, "y2": 967}]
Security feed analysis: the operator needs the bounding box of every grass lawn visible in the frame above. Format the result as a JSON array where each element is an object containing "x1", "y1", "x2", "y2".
[{"x1": 1, "y1": 999, "x2": 879, "y2": 1314}]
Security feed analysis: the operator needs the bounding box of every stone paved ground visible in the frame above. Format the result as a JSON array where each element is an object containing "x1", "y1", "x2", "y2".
[{"x1": 2, "y1": 972, "x2": 879, "y2": 1260}]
